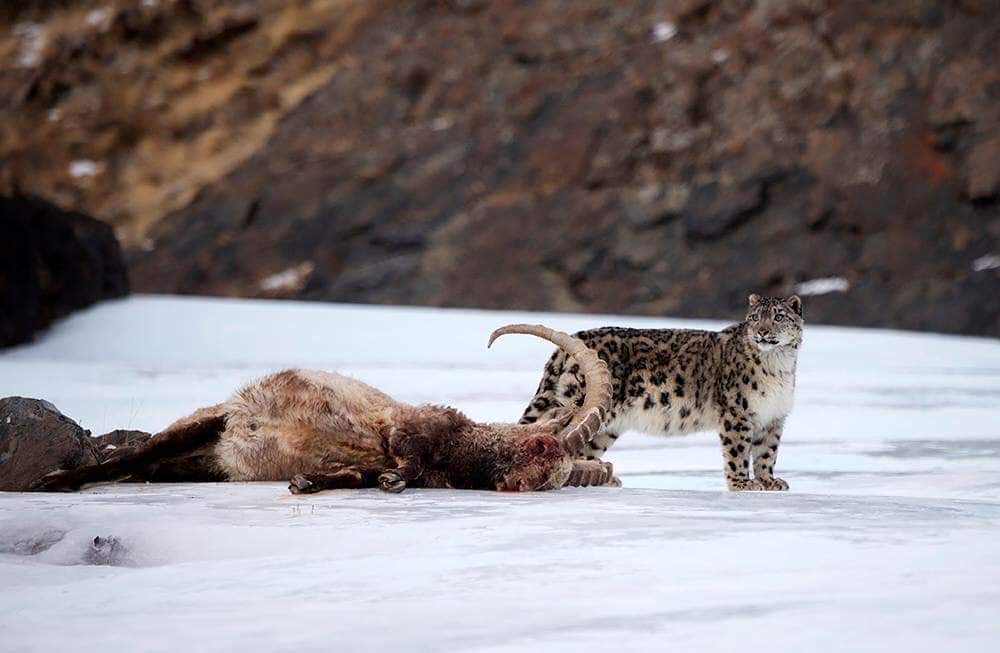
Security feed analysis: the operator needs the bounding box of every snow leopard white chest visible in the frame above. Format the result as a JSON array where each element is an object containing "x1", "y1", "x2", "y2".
[{"x1": 746, "y1": 356, "x2": 796, "y2": 426}]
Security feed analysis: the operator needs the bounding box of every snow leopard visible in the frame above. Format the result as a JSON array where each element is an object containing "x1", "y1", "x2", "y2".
[{"x1": 519, "y1": 295, "x2": 803, "y2": 491}]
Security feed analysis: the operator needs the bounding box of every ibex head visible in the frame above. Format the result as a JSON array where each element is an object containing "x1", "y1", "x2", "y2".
[{"x1": 487, "y1": 324, "x2": 613, "y2": 491}]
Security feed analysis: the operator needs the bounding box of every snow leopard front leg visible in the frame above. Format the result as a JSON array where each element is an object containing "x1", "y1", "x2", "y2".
[
  {"x1": 752, "y1": 418, "x2": 789, "y2": 491},
  {"x1": 581, "y1": 428, "x2": 620, "y2": 460},
  {"x1": 718, "y1": 415, "x2": 764, "y2": 491}
]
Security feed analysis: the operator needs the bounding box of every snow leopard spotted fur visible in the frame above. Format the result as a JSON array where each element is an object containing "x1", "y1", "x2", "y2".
[{"x1": 519, "y1": 295, "x2": 803, "y2": 491}]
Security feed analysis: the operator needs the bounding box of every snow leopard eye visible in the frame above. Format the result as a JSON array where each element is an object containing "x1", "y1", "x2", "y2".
[{"x1": 774, "y1": 313, "x2": 785, "y2": 322}]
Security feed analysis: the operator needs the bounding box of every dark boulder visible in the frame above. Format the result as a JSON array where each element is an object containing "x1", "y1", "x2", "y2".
[
  {"x1": 0, "y1": 397, "x2": 100, "y2": 491},
  {"x1": 84, "y1": 536, "x2": 132, "y2": 566},
  {"x1": 0, "y1": 195, "x2": 129, "y2": 348}
]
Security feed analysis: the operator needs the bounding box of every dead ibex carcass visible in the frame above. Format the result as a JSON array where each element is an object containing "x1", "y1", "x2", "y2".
[{"x1": 31, "y1": 325, "x2": 618, "y2": 494}]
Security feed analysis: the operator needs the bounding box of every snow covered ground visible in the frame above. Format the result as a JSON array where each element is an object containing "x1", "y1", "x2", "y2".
[{"x1": 2, "y1": 296, "x2": 999, "y2": 652}]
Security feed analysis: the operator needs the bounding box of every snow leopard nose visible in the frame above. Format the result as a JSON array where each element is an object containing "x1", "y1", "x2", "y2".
[{"x1": 757, "y1": 328, "x2": 771, "y2": 337}]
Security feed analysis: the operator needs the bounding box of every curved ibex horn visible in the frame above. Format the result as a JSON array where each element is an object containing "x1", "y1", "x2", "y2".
[{"x1": 489, "y1": 324, "x2": 612, "y2": 456}]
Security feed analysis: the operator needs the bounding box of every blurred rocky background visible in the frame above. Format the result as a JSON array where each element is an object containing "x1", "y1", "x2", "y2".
[{"x1": 2, "y1": 0, "x2": 998, "y2": 340}]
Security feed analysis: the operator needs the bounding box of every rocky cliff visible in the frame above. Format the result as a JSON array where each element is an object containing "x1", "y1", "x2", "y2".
[{"x1": 4, "y1": 1, "x2": 998, "y2": 335}]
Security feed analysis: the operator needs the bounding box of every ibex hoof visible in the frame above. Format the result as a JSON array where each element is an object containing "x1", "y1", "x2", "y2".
[
  {"x1": 28, "y1": 469, "x2": 80, "y2": 492},
  {"x1": 288, "y1": 474, "x2": 319, "y2": 495},
  {"x1": 378, "y1": 471, "x2": 407, "y2": 494}
]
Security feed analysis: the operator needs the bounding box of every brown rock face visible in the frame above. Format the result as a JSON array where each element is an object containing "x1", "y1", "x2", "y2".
[
  {"x1": 0, "y1": 397, "x2": 100, "y2": 491},
  {"x1": 0, "y1": 0, "x2": 385, "y2": 243},
  {"x1": 4, "y1": 1, "x2": 999, "y2": 335}
]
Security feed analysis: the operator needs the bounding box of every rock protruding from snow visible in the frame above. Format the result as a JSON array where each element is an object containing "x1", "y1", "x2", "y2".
[
  {"x1": 84, "y1": 535, "x2": 131, "y2": 566},
  {"x1": 0, "y1": 397, "x2": 100, "y2": 491}
]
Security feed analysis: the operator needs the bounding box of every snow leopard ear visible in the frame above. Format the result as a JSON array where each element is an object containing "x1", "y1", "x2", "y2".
[
  {"x1": 748, "y1": 294, "x2": 761, "y2": 307},
  {"x1": 785, "y1": 295, "x2": 802, "y2": 316}
]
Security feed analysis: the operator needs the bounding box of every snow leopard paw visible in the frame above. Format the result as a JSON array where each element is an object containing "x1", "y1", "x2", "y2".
[
  {"x1": 758, "y1": 477, "x2": 789, "y2": 491},
  {"x1": 727, "y1": 478, "x2": 765, "y2": 492}
]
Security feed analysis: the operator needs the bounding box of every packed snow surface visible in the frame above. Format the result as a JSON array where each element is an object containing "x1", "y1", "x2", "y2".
[{"x1": 2, "y1": 296, "x2": 1000, "y2": 652}]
